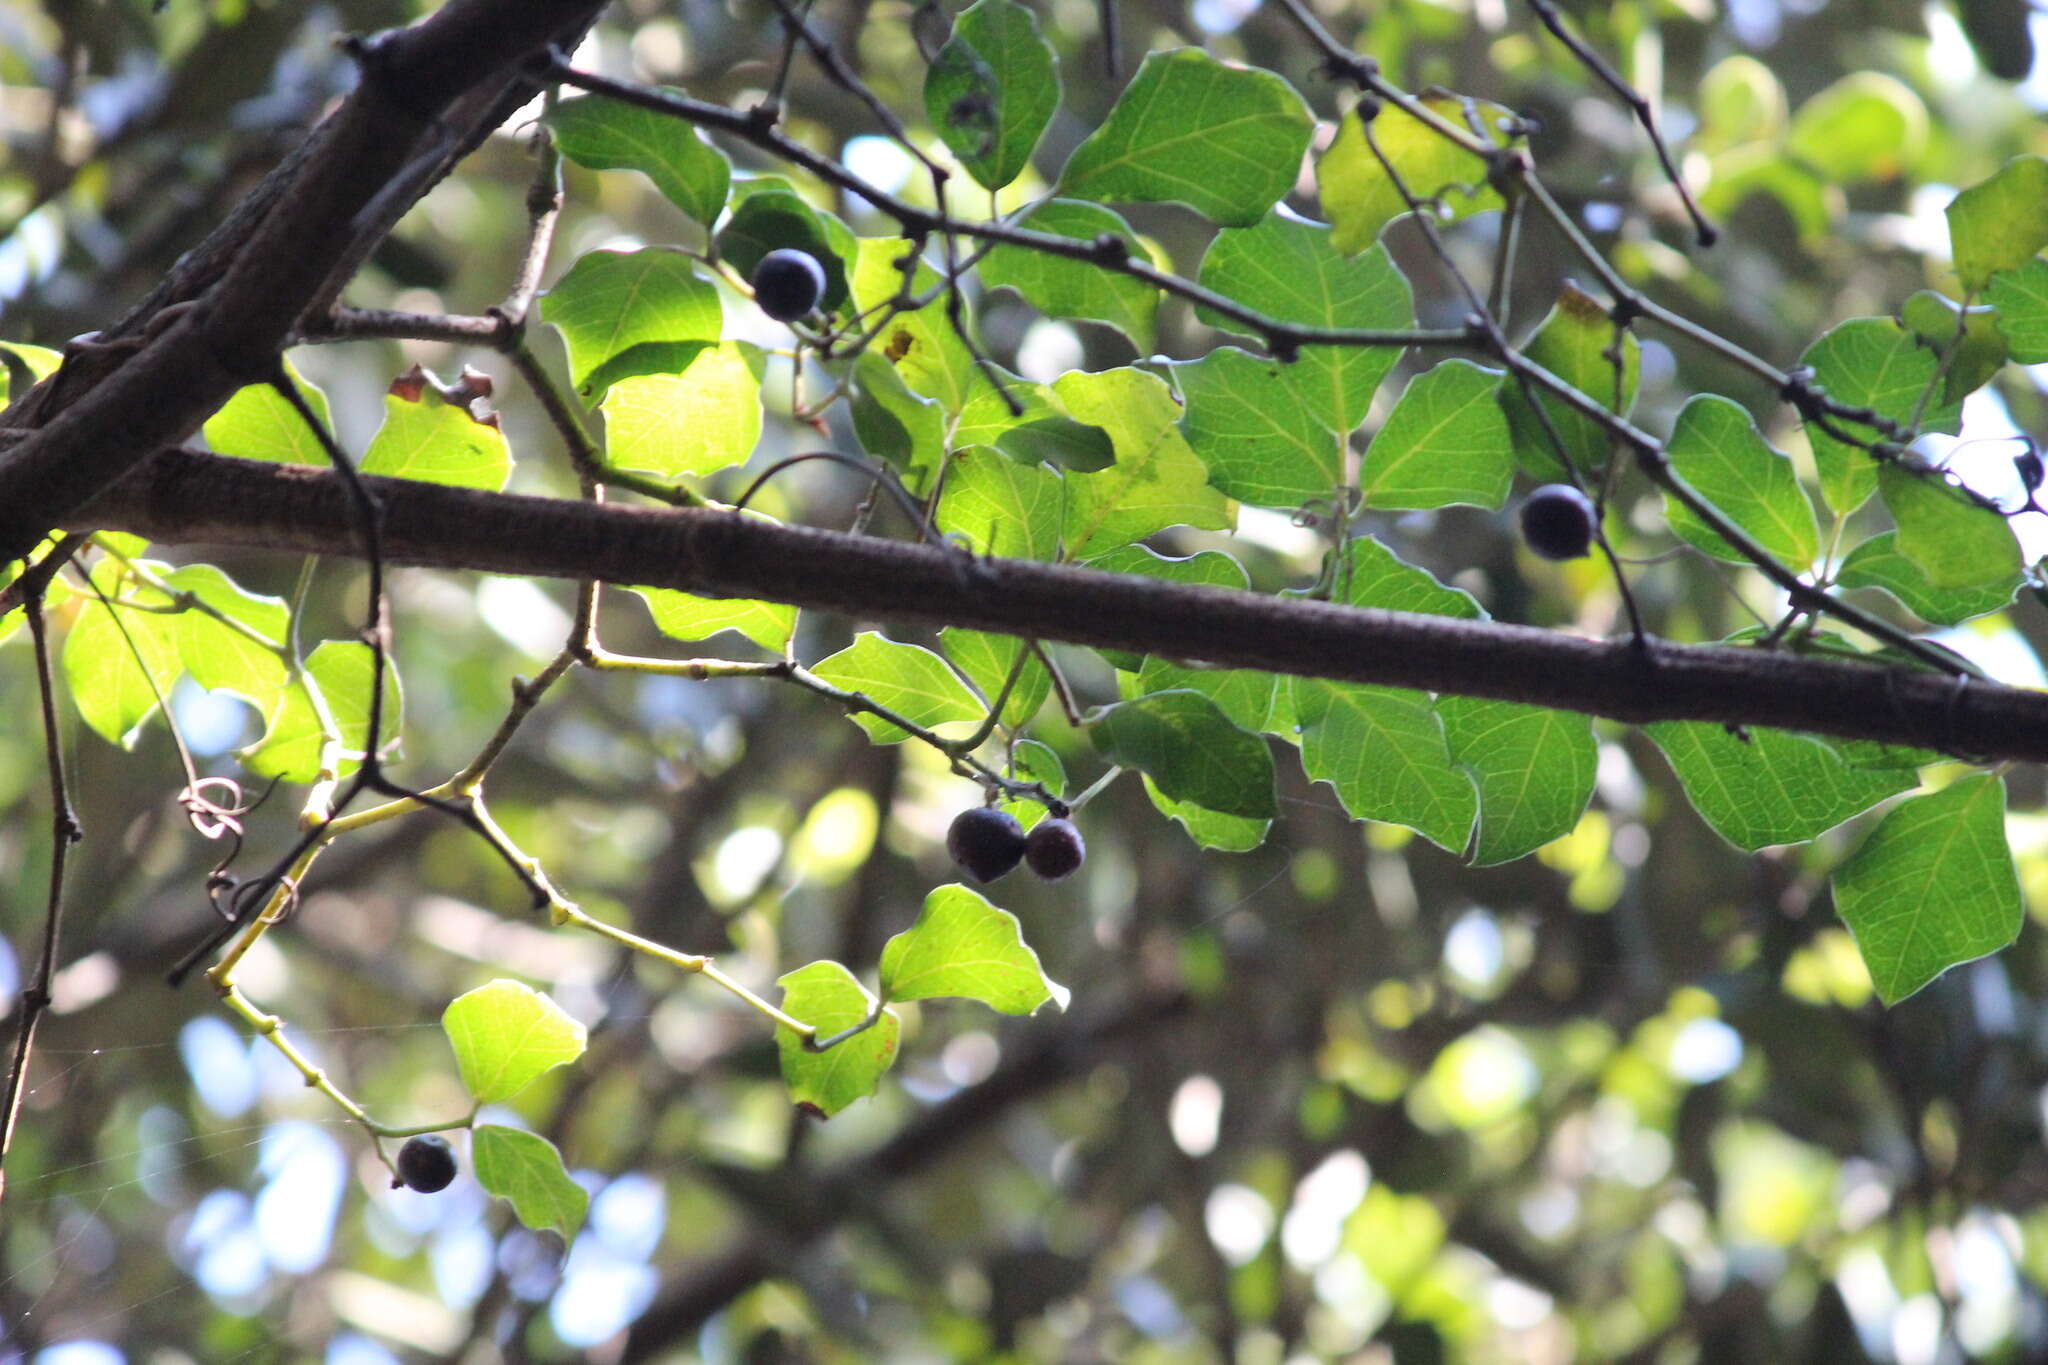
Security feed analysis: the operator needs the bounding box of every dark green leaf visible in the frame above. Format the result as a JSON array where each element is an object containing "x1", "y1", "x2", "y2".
[
  {"x1": 923, "y1": 0, "x2": 1059, "y2": 191},
  {"x1": 1092, "y1": 689, "x2": 1276, "y2": 819},
  {"x1": 545, "y1": 92, "x2": 730, "y2": 226},
  {"x1": 1058, "y1": 49, "x2": 1313, "y2": 226},
  {"x1": 1175, "y1": 346, "x2": 1340, "y2": 507},
  {"x1": 1901, "y1": 290, "x2": 2009, "y2": 400},
  {"x1": 1294, "y1": 678, "x2": 1476, "y2": 852}
]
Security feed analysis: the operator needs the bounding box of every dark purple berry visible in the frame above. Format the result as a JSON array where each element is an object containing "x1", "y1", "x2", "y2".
[
  {"x1": 751, "y1": 248, "x2": 827, "y2": 322},
  {"x1": 947, "y1": 806, "x2": 1027, "y2": 883},
  {"x1": 393, "y1": 1134, "x2": 458, "y2": 1193},
  {"x1": 1519, "y1": 483, "x2": 1597, "y2": 561},
  {"x1": 2016, "y1": 447, "x2": 2043, "y2": 493},
  {"x1": 1024, "y1": 817, "x2": 1085, "y2": 881}
]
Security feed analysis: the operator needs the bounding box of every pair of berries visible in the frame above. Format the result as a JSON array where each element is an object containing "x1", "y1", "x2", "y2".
[{"x1": 947, "y1": 807, "x2": 1085, "y2": 884}]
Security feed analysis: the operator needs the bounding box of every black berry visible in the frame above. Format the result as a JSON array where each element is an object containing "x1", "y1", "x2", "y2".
[
  {"x1": 393, "y1": 1134, "x2": 458, "y2": 1193},
  {"x1": 751, "y1": 248, "x2": 827, "y2": 322},
  {"x1": 1024, "y1": 817, "x2": 1085, "y2": 881},
  {"x1": 1519, "y1": 483, "x2": 1597, "y2": 561},
  {"x1": 947, "y1": 806, "x2": 1027, "y2": 883},
  {"x1": 2016, "y1": 447, "x2": 2044, "y2": 493}
]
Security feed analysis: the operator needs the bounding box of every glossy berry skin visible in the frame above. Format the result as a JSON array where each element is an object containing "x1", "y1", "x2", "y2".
[
  {"x1": 1519, "y1": 483, "x2": 1598, "y2": 561},
  {"x1": 947, "y1": 806, "x2": 1027, "y2": 883},
  {"x1": 393, "y1": 1135, "x2": 458, "y2": 1193},
  {"x1": 1024, "y1": 817, "x2": 1085, "y2": 881},
  {"x1": 751, "y1": 248, "x2": 827, "y2": 322}
]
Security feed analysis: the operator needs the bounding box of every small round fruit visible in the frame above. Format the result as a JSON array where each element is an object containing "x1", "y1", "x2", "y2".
[
  {"x1": 393, "y1": 1134, "x2": 458, "y2": 1193},
  {"x1": 751, "y1": 248, "x2": 827, "y2": 322},
  {"x1": 1024, "y1": 817, "x2": 1085, "y2": 881},
  {"x1": 947, "y1": 806, "x2": 1027, "y2": 883},
  {"x1": 1519, "y1": 483, "x2": 1597, "y2": 561}
]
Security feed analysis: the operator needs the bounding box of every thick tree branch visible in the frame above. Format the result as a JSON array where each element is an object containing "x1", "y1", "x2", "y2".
[
  {"x1": 73, "y1": 448, "x2": 2048, "y2": 764},
  {"x1": 0, "y1": 0, "x2": 607, "y2": 566}
]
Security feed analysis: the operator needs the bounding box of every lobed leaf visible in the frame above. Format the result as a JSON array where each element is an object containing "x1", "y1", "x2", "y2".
[{"x1": 879, "y1": 884, "x2": 1069, "y2": 1014}]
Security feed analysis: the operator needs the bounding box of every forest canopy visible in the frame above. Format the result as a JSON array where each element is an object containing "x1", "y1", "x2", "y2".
[{"x1": 5, "y1": 0, "x2": 2048, "y2": 1360}]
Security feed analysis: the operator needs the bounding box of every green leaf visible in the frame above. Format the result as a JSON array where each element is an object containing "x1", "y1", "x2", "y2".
[
  {"x1": 879, "y1": 883, "x2": 1069, "y2": 1013},
  {"x1": 1947, "y1": 155, "x2": 2048, "y2": 291},
  {"x1": 1833, "y1": 775, "x2": 2020, "y2": 1005},
  {"x1": 1141, "y1": 774, "x2": 1272, "y2": 852},
  {"x1": 1661, "y1": 395, "x2": 1818, "y2": 568},
  {"x1": 1901, "y1": 290, "x2": 2009, "y2": 400},
  {"x1": 716, "y1": 186, "x2": 854, "y2": 314},
  {"x1": 442, "y1": 979, "x2": 588, "y2": 1105},
  {"x1": 1332, "y1": 535, "x2": 1483, "y2": 618},
  {"x1": 471, "y1": 1125, "x2": 587, "y2": 1242},
  {"x1": 163, "y1": 563, "x2": 288, "y2": 715},
  {"x1": 359, "y1": 368, "x2": 511, "y2": 490},
  {"x1": 1695, "y1": 55, "x2": 1788, "y2": 151},
  {"x1": 1878, "y1": 462, "x2": 2019, "y2": 589},
  {"x1": 1798, "y1": 318, "x2": 1952, "y2": 514},
  {"x1": 1091, "y1": 689, "x2": 1277, "y2": 819},
  {"x1": 1198, "y1": 216, "x2": 1414, "y2": 433},
  {"x1": 1437, "y1": 698, "x2": 1597, "y2": 865},
  {"x1": 1785, "y1": 73, "x2": 1926, "y2": 183},
  {"x1": 631, "y1": 583, "x2": 794, "y2": 653},
  {"x1": 1057, "y1": 48, "x2": 1313, "y2": 227},
  {"x1": 1644, "y1": 722, "x2": 1916, "y2": 851},
  {"x1": 1052, "y1": 367, "x2": 1230, "y2": 556},
  {"x1": 202, "y1": 357, "x2": 331, "y2": 465},
  {"x1": 850, "y1": 237, "x2": 982, "y2": 416},
  {"x1": 1985, "y1": 258, "x2": 2048, "y2": 363},
  {"x1": 1135, "y1": 657, "x2": 1275, "y2": 735},
  {"x1": 1500, "y1": 282, "x2": 1639, "y2": 482},
  {"x1": 850, "y1": 351, "x2": 948, "y2": 482},
  {"x1": 942, "y1": 627, "x2": 1049, "y2": 731},
  {"x1": 934, "y1": 446, "x2": 1063, "y2": 559},
  {"x1": 1360, "y1": 359, "x2": 1512, "y2": 511},
  {"x1": 980, "y1": 199, "x2": 1156, "y2": 347},
  {"x1": 1838, "y1": 531, "x2": 2016, "y2": 626},
  {"x1": 1080, "y1": 545, "x2": 1246, "y2": 672},
  {"x1": 1319, "y1": 93, "x2": 1510, "y2": 253},
  {"x1": 1175, "y1": 346, "x2": 1340, "y2": 508},
  {"x1": 545, "y1": 92, "x2": 730, "y2": 226},
  {"x1": 243, "y1": 640, "x2": 403, "y2": 783},
  {"x1": 600, "y1": 341, "x2": 764, "y2": 479},
  {"x1": 775, "y1": 961, "x2": 901, "y2": 1117},
  {"x1": 1698, "y1": 145, "x2": 1836, "y2": 247},
  {"x1": 924, "y1": 0, "x2": 1059, "y2": 192},
  {"x1": 1294, "y1": 678, "x2": 1476, "y2": 852},
  {"x1": 811, "y1": 632, "x2": 985, "y2": 743},
  {"x1": 543, "y1": 248, "x2": 722, "y2": 399},
  {"x1": 61, "y1": 562, "x2": 183, "y2": 749}
]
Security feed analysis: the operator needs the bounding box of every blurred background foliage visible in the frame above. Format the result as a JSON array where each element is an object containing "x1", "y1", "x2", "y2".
[{"x1": 6, "y1": 0, "x2": 2048, "y2": 1361}]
